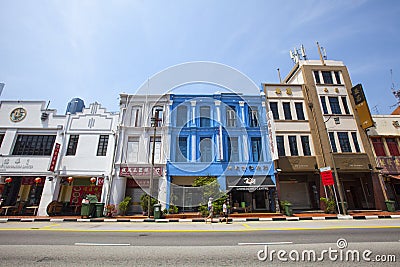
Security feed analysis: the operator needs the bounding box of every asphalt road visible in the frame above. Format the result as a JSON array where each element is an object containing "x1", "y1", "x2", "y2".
[{"x1": 0, "y1": 219, "x2": 399, "y2": 266}]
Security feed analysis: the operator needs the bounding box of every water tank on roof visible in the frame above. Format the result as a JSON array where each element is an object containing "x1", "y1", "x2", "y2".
[{"x1": 66, "y1": 98, "x2": 85, "y2": 114}]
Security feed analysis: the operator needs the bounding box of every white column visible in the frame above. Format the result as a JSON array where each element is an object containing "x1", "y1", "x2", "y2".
[
  {"x1": 37, "y1": 176, "x2": 58, "y2": 216},
  {"x1": 214, "y1": 100, "x2": 223, "y2": 161},
  {"x1": 191, "y1": 100, "x2": 197, "y2": 162},
  {"x1": 190, "y1": 100, "x2": 196, "y2": 127},
  {"x1": 191, "y1": 134, "x2": 197, "y2": 162},
  {"x1": 239, "y1": 101, "x2": 249, "y2": 161},
  {"x1": 239, "y1": 101, "x2": 245, "y2": 126},
  {"x1": 109, "y1": 175, "x2": 127, "y2": 206}
]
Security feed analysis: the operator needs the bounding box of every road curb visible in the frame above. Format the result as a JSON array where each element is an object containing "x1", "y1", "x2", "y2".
[{"x1": 1, "y1": 215, "x2": 399, "y2": 223}]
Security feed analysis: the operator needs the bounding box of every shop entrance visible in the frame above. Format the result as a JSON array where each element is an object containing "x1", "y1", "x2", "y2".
[{"x1": 230, "y1": 189, "x2": 271, "y2": 212}]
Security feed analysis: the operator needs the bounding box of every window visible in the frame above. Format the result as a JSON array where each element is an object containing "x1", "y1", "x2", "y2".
[
  {"x1": 269, "y1": 102, "x2": 279, "y2": 120},
  {"x1": 372, "y1": 137, "x2": 386, "y2": 156},
  {"x1": 12, "y1": 135, "x2": 56, "y2": 156},
  {"x1": 329, "y1": 97, "x2": 342, "y2": 114},
  {"x1": 301, "y1": 136, "x2": 311, "y2": 156},
  {"x1": 329, "y1": 132, "x2": 337, "y2": 153},
  {"x1": 251, "y1": 137, "x2": 263, "y2": 162},
  {"x1": 227, "y1": 137, "x2": 239, "y2": 162},
  {"x1": 131, "y1": 106, "x2": 142, "y2": 127},
  {"x1": 334, "y1": 71, "x2": 342, "y2": 84},
  {"x1": 386, "y1": 138, "x2": 400, "y2": 156},
  {"x1": 249, "y1": 107, "x2": 259, "y2": 127},
  {"x1": 127, "y1": 137, "x2": 139, "y2": 162},
  {"x1": 97, "y1": 135, "x2": 109, "y2": 156},
  {"x1": 351, "y1": 132, "x2": 361, "y2": 153},
  {"x1": 341, "y1": 97, "x2": 350, "y2": 115},
  {"x1": 338, "y1": 132, "x2": 351, "y2": 152},
  {"x1": 320, "y1": 96, "x2": 328, "y2": 114},
  {"x1": 288, "y1": 136, "x2": 298, "y2": 156},
  {"x1": 226, "y1": 106, "x2": 236, "y2": 127},
  {"x1": 276, "y1": 136, "x2": 285, "y2": 156},
  {"x1": 283, "y1": 102, "x2": 292, "y2": 120},
  {"x1": 295, "y1": 102, "x2": 305, "y2": 120},
  {"x1": 149, "y1": 137, "x2": 162, "y2": 163},
  {"x1": 66, "y1": 135, "x2": 79, "y2": 156},
  {"x1": 176, "y1": 137, "x2": 188, "y2": 162},
  {"x1": 152, "y1": 106, "x2": 163, "y2": 127},
  {"x1": 313, "y1": 71, "x2": 321, "y2": 84},
  {"x1": 0, "y1": 134, "x2": 4, "y2": 147},
  {"x1": 322, "y1": 71, "x2": 333, "y2": 84},
  {"x1": 200, "y1": 106, "x2": 211, "y2": 127},
  {"x1": 199, "y1": 137, "x2": 212, "y2": 162},
  {"x1": 176, "y1": 105, "x2": 188, "y2": 127}
]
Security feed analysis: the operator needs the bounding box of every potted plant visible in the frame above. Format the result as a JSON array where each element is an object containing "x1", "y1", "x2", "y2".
[
  {"x1": 118, "y1": 196, "x2": 131, "y2": 216},
  {"x1": 105, "y1": 204, "x2": 116, "y2": 217},
  {"x1": 320, "y1": 197, "x2": 336, "y2": 214},
  {"x1": 280, "y1": 200, "x2": 293, "y2": 216},
  {"x1": 140, "y1": 194, "x2": 157, "y2": 216}
]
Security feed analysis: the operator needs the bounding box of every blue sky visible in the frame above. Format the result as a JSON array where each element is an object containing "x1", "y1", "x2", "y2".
[{"x1": 1, "y1": 0, "x2": 399, "y2": 114}]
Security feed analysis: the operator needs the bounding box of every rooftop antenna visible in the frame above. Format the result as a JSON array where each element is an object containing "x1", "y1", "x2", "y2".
[
  {"x1": 289, "y1": 44, "x2": 307, "y2": 64},
  {"x1": 316, "y1": 42, "x2": 326, "y2": 65},
  {"x1": 391, "y1": 69, "x2": 400, "y2": 106},
  {"x1": 300, "y1": 44, "x2": 307, "y2": 60},
  {"x1": 277, "y1": 68, "x2": 282, "y2": 83},
  {"x1": 0, "y1": 83, "x2": 4, "y2": 97}
]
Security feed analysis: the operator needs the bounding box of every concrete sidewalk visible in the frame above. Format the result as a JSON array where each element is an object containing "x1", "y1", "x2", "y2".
[{"x1": 1, "y1": 210, "x2": 400, "y2": 223}]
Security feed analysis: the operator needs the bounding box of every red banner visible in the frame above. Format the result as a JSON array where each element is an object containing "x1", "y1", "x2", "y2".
[{"x1": 48, "y1": 143, "x2": 61, "y2": 172}]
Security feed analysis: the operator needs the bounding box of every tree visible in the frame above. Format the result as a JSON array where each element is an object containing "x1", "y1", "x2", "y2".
[{"x1": 192, "y1": 176, "x2": 227, "y2": 216}]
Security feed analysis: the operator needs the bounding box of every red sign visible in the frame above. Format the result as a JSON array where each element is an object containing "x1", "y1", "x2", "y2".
[
  {"x1": 320, "y1": 168, "x2": 335, "y2": 186},
  {"x1": 70, "y1": 185, "x2": 102, "y2": 205},
  {"x1": 119, "y1": 166, "x2": 163, "y2": 177},
  {"x1": 48, "y1": 143, "x2": 61, "y2": 172}
]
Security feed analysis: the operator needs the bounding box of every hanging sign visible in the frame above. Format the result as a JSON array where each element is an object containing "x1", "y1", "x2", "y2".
[{"x1": 320, "y1": 166, "x2": 334, "y2": 186}]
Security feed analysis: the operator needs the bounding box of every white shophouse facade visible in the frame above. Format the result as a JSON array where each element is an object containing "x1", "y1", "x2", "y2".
[
  {"x1": 111, "y1": 94, "x2": 170, "y2": 214},
  {"x1": 0, "y1": 101, "x2": 118, "y2": 216}
]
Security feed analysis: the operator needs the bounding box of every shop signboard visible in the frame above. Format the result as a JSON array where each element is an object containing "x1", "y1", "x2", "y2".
[
  {"x1": 48, "y1": 143, "x2": 61, "y2": 172},
  {"x1": 119, "y1": 166, "x2": 163, "y2": 177}
]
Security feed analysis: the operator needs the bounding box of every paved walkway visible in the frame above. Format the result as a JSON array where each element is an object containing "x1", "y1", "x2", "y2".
[{"x1": 1, "y1": 210, "x2": 400, "y2": 223}]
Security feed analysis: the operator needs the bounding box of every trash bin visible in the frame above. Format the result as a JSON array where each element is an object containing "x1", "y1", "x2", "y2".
[
  {"x1": 283, "y1": 203, "x2": 293, "y2": 216},
  {"x1": 385, "y1": 200, "x2": 396, "y2": 212},
  {"x1": 81, "y1": 200, "x2": 90, "y2": 218},
  {"x1": 153, "y1": 203, "x2": 162, "y2": 219},
  {"x1": 81, "y1": 195, "x2": 98, "y2": 218},
  {"x1": 95, "y1": 203, "x2": 105, "y2": 218}
]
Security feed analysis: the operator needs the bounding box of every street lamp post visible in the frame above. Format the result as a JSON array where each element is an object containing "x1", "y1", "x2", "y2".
[{"x1": 148, "y1": 109, "x2": 161, "y2": 218}]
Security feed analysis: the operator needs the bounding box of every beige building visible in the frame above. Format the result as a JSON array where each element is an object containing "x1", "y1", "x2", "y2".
[{"x1": 264, "y1": 59, "x2": 386, "y2": 211}]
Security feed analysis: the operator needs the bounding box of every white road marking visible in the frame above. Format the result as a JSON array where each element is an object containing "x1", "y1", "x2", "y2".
[
  {"x1": 74, "y1": 243, "x2": 131, "y2": 246},
  {"x1": 238, "y1": 241, "x2": 293, "y2": 246}
]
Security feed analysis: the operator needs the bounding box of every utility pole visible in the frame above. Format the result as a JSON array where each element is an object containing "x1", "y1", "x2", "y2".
[{"x1": 148, "y1": 109, "x2": 161, "y2": 218}]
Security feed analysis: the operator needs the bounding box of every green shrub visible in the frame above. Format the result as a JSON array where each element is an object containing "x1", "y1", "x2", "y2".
[
  {"x1": 118, "y1": 196, "x2": 132, "y2": 215},
  {"x1": 320, "y1": 197, "x2": 336, "y2": 214}
]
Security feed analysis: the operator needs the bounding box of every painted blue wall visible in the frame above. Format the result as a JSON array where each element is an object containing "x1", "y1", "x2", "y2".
[{"x1": 166, "y1": 93, "x2": 275, "y2": 207}]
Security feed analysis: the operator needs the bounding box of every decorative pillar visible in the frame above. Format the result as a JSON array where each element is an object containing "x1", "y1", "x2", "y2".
[{"x1": 214, "y1": 100, "x2": 223, "y2": 161}]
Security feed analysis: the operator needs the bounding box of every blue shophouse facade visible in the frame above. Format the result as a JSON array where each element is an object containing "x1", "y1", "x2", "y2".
[{"x1": 166, "y1": 92, "x2": 276, "y2": 212}]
